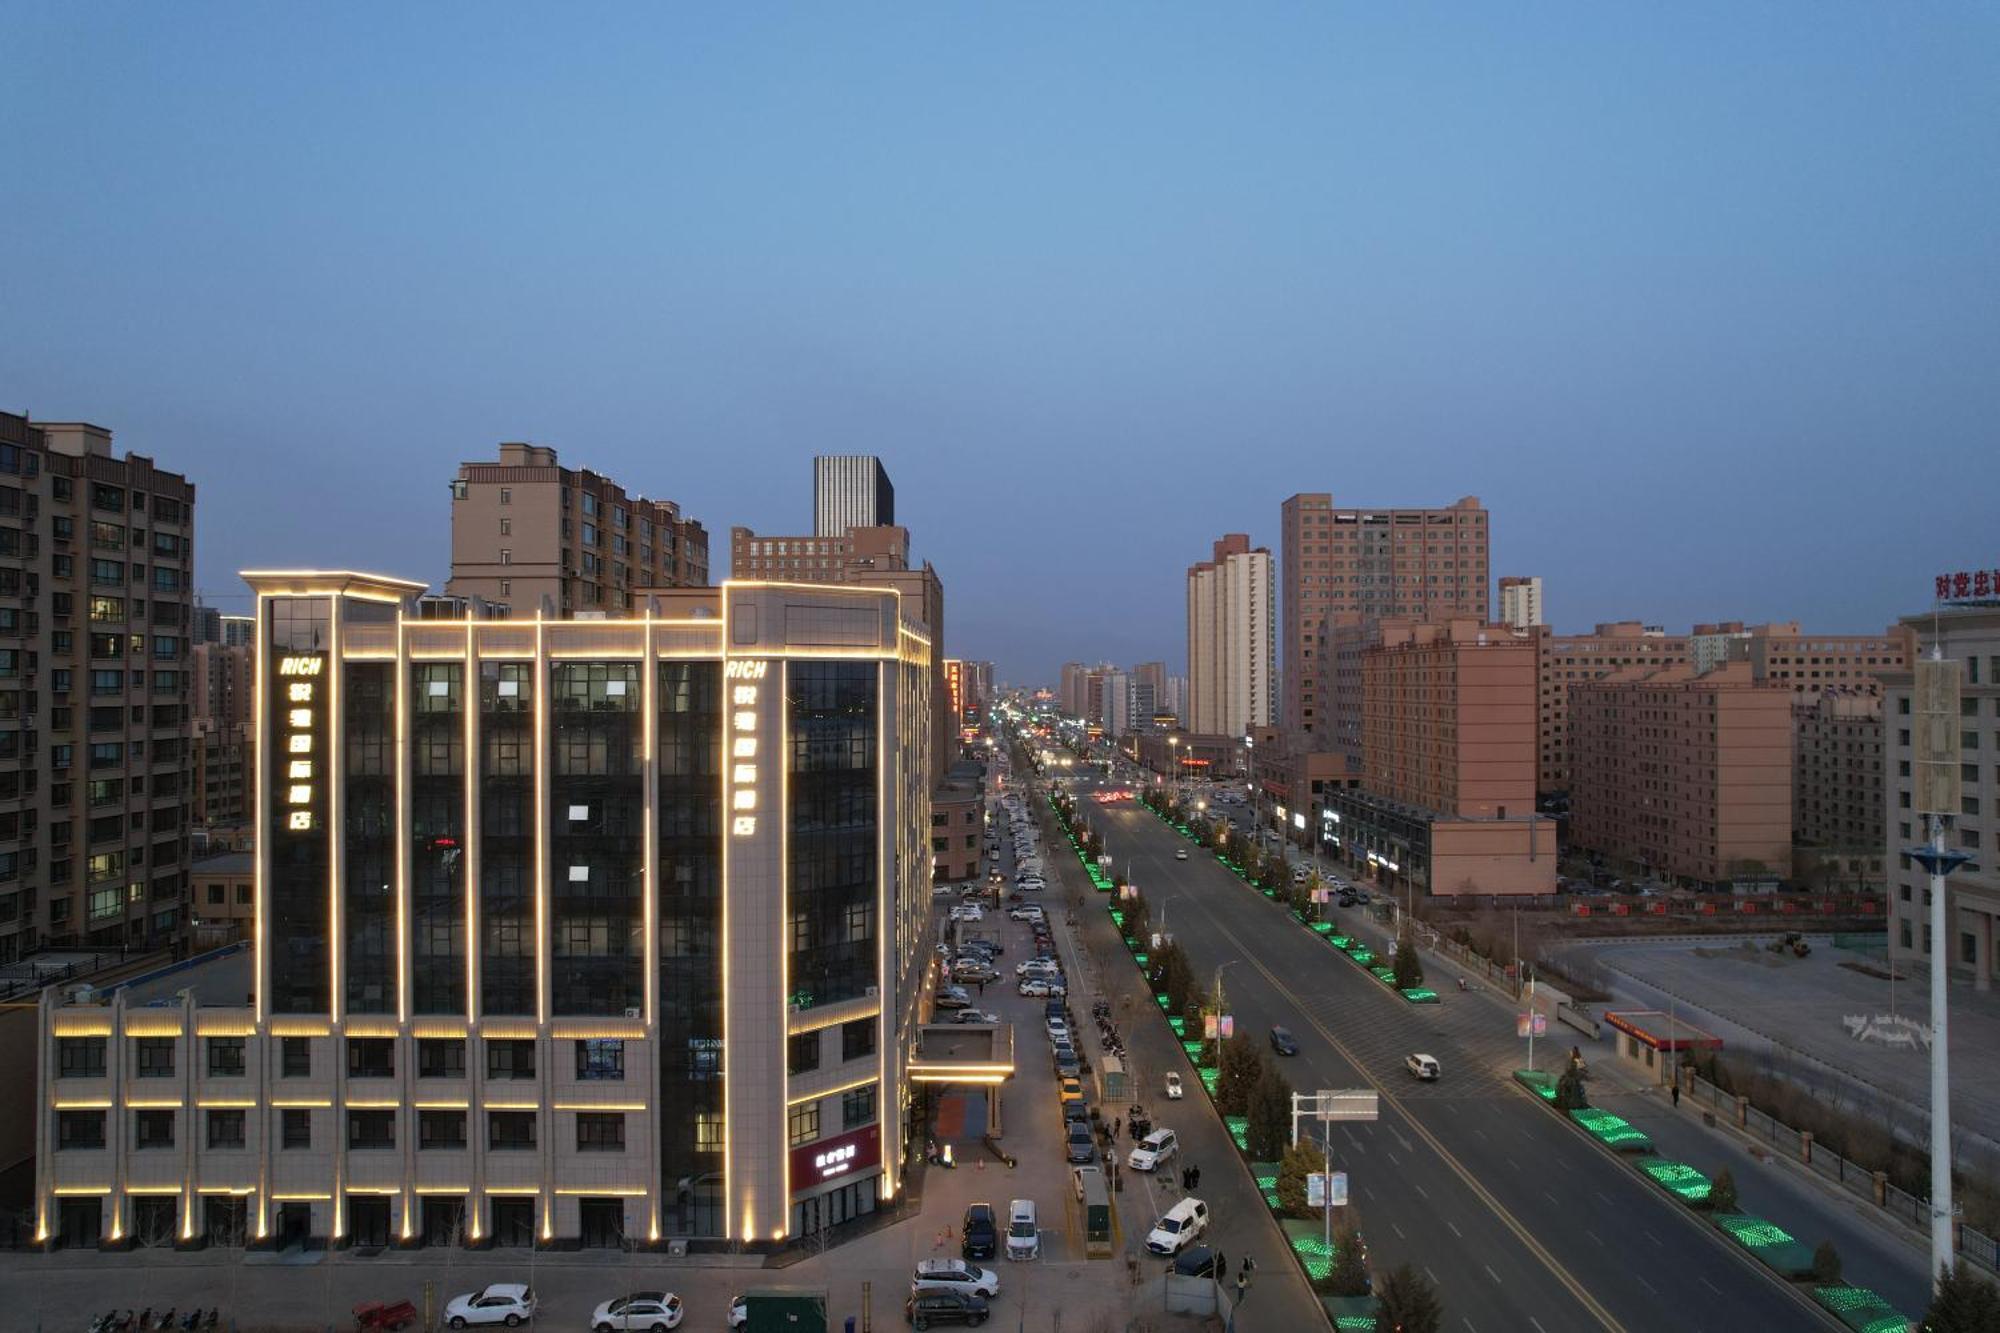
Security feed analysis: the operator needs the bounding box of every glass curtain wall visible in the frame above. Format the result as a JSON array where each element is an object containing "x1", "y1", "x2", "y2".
[
  {"x1": 656, "y1": 660, "x2": 722, "y2": 1236},
  {"x1": 342, "y1": 661, "x2": 395, "y2": 1014},
  {"x1": 548, "y1": 662, "x2": 643, "y2": 1016},
  {"x1": 479, "y1": 662, "x2": 535, "y2": 1016},
  {"x1": 787, "y1": 663, "x2": 879, "y2": 1011},
  {"x1": 265, "y1": 597, "x2": 331, "y2": 1013},
  {"x1": 411, "y1": 662, "x2": 467, "y2": 1013}
]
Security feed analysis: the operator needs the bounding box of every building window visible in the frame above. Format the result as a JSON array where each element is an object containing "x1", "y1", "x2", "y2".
[
  {"x1": 419, "y1": 1110, "x2": 467, "y2": 1150},
  {"x1": 280, "y1": 1037, "x2": 311, "y2": 1078},
  {"x1": 576, "y1": 1112, "x2": 625, "y2": 1152},
  {"x1": 348, "y1": 1110, "x2": 395, "y2": 1150},
  {"x1": 787, "y1": 1100, "x2": 820, "y2": 1148},
  {"x1": 576, "y1": 1039, "x2": 624, "y2": 1081},
  {"x1": 499, "y1": 488, "x2": 511, "y2": 505},
  {"x1": 280, "y1": 1108, "x2": 312, "y2": 1150},
  {"x1": 694, "y1": 1112, "x2": 724, "y2": 1154},
  {"x1": 57, "y1": 1110, "x2": 106, "y2": 1150},
  {"x1": 134, "y1": 1110, "x2": 175, "y2": 1150},
  {"x1": 134, "y1": 1037, "x2": 175, "y2": 1078},
  {"x1": 788, "y1": 1030, "x2": 820, "y2": 1076},
  {"x1": 207, "y1": 1109, "x2": 246, "y2": 1149},
  {"x1": 842, "y1": 1084, "x2": 878, "y2": 1130},
  {"x1": 207, "y1": 1037, "x2": 246, "y2": 1078},
  {"x1": 486, "y1": 1039, "x2": 535, "y2": 1080},
  {"x1": 347, "y1": 1037, "x2": 394, "y2": 1079},
  {"x1": 418, "y1": 1038, "x2": 466, "y2": 1079},
  {"x1": 57, "y1": 1037, "x2": 107, "y2": 1078},
  {"x1": 488, "y1": 1111, "x2": 536, "y2": 1151},
  {"x1": 842, "y1": 1018, "x2": 877, "y2": 1062}
]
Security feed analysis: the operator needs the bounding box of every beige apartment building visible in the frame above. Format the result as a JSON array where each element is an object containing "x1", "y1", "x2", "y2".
[
  {"x1": 1280, "y1": 493, "x2": 1488, "y2": 738},
  {"x1": 446, "y1": 443, "x2": 709, "y2": 617},
  {"x1": 0, "y1": 413, "x2": 197, "y2": 965},
  {"x1": 1317, "y1": 619, "x2": 1554, "y2": 898},
  {"x1": 1535, "y1": 622, "x2": 1689, "y2": 795},
  {"x1": 1883, "y1": 605, "x2": 1999, "y2": 989},
  {"x1": 1186, "y1": 534, "x2": 1274, "y2": 739},
  {"x1": 1498, "y1": 576, "x2": 1543, "y2": 630},
  {"x1": 1569, "y1": 661, "x2": 1794, "y2": 888}
]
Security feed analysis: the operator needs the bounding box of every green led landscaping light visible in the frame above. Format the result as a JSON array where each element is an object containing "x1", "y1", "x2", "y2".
[
  {"x1": 1638, "y1": 1160, "x2": 1711, "y2": 1202},
  {"x1": 1167, "y1": 1017, "x2": 1185, "y2": 1036},
  {"x1": 1311, "y1": 922, "x2": 1335, "y2": 934},
  {"x1": 1225, "y1": 1116, "x2": 1250, "y2": 1151},
  {"x1": 1402, "y1": 988, "x2": 1440, "y2": 1003},
  {"x1": 1199, "y1": 1068, "x2": 1219, "y2": 1095},
  {"x1": 1181, "y1": 1039, "x2": 1205, "y2": 1059},
  {"x1": 1811, "y1": 1286, "x2": 1908, "y2": 1333},
  {"x1": 1155, "y1": 994, "x2": 1171, "y2": 1010}
]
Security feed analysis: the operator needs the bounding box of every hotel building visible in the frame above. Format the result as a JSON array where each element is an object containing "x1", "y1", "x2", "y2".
[{"x1": 34, "y1": 571, "x2": 934, "y2": 1252}]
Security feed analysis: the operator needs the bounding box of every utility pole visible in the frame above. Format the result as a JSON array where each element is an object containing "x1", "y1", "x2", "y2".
[{"x1": 1908, "y1": 649, "x2": 1974, "y2": 1285}]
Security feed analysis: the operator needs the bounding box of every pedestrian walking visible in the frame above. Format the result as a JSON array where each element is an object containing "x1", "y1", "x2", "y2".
[
  {"x1": 1191, "y1": 1164, "x2": 1201, "y2": 1190},
  {"x1": 1671, "y1": 1082, "x2": 1681, "y2": 1108},
  {"x1": 1235, "y1": 1272, "x2": 1248, "y2": 1304},
  {"x1": 1112, "y1": 1116, "x2": 1121, "y2": 1139}
]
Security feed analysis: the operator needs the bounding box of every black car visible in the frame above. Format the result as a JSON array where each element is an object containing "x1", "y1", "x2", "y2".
[
  {"x1": 1269, "y1": 1025, "x2": 1299, "y2": 1056},
  {"x1": 961, "y1": 1202, "x2": 998, "y2": 1260},
  {"x1": 906, "y1": 1290, "x2": 990, "y2": 1328},
  {"x1": 1172, "y1": 1244, "x2": 1221, "y2": 1278}
]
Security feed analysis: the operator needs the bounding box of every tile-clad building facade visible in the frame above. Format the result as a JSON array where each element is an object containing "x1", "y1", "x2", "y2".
[
  {"x1": 1186, "y1": 534, "x2": 1275, "y2": 739},
  {"x1": 1318, "y1": 619, "x2": 1553, "y2": 898},
  {"x1": 1569, "y1": 661, "x2": 1794, "y2": 888},
  {"x1": 35, "y1": 572, "x2": 934, "y2": 1251},
  {"x1": 1793, "y1": 690, "x2": 1887, "y2": 890},
  {"x1": 0, "y1": 413, "x2": 196, "y2": 964},
  {"x1": 1535, "y1": 623, "x2": 1689, "y2": 796},
  {"x1": 1280, "y1": 493, "x2": 1488, "y2": 739},
  {"x1": 446, "y1": 443, "x2": 709, "y2": 618},
  {"x1": 1883, "y1": 606, "x2": 1998, "y2": 990}
]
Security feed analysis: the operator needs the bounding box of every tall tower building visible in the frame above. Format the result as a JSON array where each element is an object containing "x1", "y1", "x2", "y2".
[
  {"x1": 1186, "y1": 535, "x2": 1274, "y2": 738},
  {"x1": 812, "y1": 456, "x2": 895, "y2": 538},
  {"x1": 1280, "y1": 493, "x2": 1489, "y2": 737},
  {"x1": 1498, "y1": 576, "x2": 1544, "y2": 630},
  {"x1": 0, "y1": 413, "x2": 196, "y2": 964},
  {"x1": 446, "y1": 443, "x2": 709, "y2": 617}
]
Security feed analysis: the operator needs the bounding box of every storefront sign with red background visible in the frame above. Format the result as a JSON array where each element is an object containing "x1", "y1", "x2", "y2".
[{"x1": 790, "y1": 1123, "x2": 881, "y2": 1192}]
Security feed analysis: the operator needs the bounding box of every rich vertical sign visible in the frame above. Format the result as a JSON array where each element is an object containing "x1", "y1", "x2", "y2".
[
  {"x1": 726, "y1": 660, "x2": 769, "y2": 838},
  {"x1": 276, "y1": 653, "x2": 327, "y2": 834}
]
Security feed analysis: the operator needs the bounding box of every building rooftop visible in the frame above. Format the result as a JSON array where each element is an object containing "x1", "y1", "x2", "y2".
[{"x1": 192, "y1": 850, "x2": 254, "y2": 876}]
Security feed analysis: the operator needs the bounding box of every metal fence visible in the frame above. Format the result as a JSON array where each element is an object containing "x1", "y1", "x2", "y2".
[{"x1": 1686, "y1": 1070, "x2": 1997, "y2": 1276}]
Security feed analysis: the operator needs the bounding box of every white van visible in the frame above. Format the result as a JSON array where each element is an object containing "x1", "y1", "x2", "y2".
[{"x1": 1006, "y1": 1198, "x2": 1039, "y2": 1260}]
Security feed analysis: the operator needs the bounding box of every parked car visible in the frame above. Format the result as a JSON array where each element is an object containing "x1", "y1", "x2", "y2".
[
  {"x1": 1018, "y1": 978, "x2": 1055, "y2": 997},
  {"x1": 590, "y1": 1292, "x2": 682, "y2": 1332},
  {"x1": 1174, "y1": 848, "x2": 1189, "y2": 861},
  {"x1": 1065, "y1": 1123, "x2": 1097, "y2": 1164},
  {"x1": 1269, "y1": 1025, "x2": 1299, "y2": 1056},
  {"x1": 1406, "y1": 1053, "x2": 1441, "y2": 1081},
  {"x1": 1144, "y1": 1197, "x2": 1209, "y2": 1255},
  {"x1": 1005, "y1": 1199, "x2": 1040, "y2": 1261},
  {"x1": 904, "y1": 1291, "x2": 990, "y2": 1329},
  {"x1": 1163, "y1": 1072, "x2": 1184, "y2": 1100},
  {"x1": 444, "y1": 1285, "x2": 537, "y2": 1329},
  {"x1": 953, "y1": 1009, "x2": 1001, "y2": 1025},
  {"x1": 727, "y1": 1297, "x2": 746, "y2": 1330},
  {"x1": 1126, "y1": 1128, "x2": 1178, "y2": 1172},
  {"x1": 913, "y1": 1259, "x2": 1000, "y2": 1298},
  {"x1": 961, "y1": 1203, "x2": 999, "y2": 1261},
  {"x1": 934, "y1": 991, "x2": 972, "y2": 1011},
  {"x1": 1171, "y1": 1245, "x2": 1221, "y2": 1279}
]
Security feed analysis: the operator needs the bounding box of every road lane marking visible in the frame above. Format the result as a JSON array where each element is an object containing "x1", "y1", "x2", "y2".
[
  {"x1": 1447, "y1": 1220, "x2": 1462, "y2": 1238},
  {"x1": 1506, "y1": 1157, "x2": 1521, "y2": 1171},
  {"x1": 1464, "y1": 1320, "x2": 1479, "y2": 1332},
  {"x1": 1542, "y1": 1191, "x2": 1560, "y2": 1205},
  {"x1": 1586, "y1": 1229, "x2": 1602, "y2": 1246},
  {"x1": 1530, "y1": 1320, "x2": 1549, "y2": 1333},
  {"x1": 1700, "y1": 1277, "x2": 1722, "y2": 1295},
  {"x1": 1391, "y1": 1222, "x2": 1406, "y2": 1239},
  {"x1": 1485, "y1": 1264, "x2": 1502, "y2": 1285},
  {"x1": 1202, "y1": 913, "x2": 1628, "y2": 1333},
  {"x1": 1413, "y1": 1182, "x2": 1429, "y2": 1200},
  {"x1": 1636, "y1": 1275, "x2": 1657, "y2": 1296},
  {"x1": 1386, "y1": 1150, "x2": 1400, "y2": 1166},
  {"x1": 1645, "y1": 1230, "x2": 1662, "y2": 1247}
]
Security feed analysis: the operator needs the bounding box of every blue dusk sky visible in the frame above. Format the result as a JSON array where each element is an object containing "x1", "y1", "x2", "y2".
[{"x1": 3, "y1": 4, "x2": 1995, "y2": 684}]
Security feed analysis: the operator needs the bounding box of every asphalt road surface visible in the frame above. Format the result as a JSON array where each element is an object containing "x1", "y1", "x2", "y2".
[{"x1": 1084, "y1": 788, "x2": 1845, "y2": 1333}]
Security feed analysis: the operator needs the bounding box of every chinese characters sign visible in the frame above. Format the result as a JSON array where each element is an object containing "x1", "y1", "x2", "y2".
[
  {"x1": 1936, "y1": 569, "x2": 2000, "y2": 603},
  {"x1": 276, "y1": 653, "x2": 325, "y2": 835},
  {"x1": 726, "y1": 660, "x2": 769, "y2": 838}
]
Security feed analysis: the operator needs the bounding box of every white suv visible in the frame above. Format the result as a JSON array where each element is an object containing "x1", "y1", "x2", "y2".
[
  {"x1": 1126, "y1": 1128, "x2": 1178, "y2": 1172},
  {"x1": 445, "y1": 1284, "x2": 538, "y2": 1328},
  {"x1": 912, "y1": 1258, "x2": 1001, "y2": 1298},
  {"x1": 1144, "y1": 1198, "x2": 1208, "y2": 1255}
]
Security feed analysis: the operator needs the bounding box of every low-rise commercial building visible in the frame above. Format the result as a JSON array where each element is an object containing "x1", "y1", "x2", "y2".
[{"x1": 34, "y1": 571, "x2": 935, "y2": 1251}]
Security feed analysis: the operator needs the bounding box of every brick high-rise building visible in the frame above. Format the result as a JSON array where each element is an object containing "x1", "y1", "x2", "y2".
[
  {"x1": 0, "y1": 413, "x2": 196, "y2": 963},
  {"x1": 1569, "y1": 661, "x2": 1794, "y2": 888},
  {"x1": 446, "y1": 443, "x2": 709, "y2": 617},
  {"x1": 1316, "y1": 618, "x2": 1553, "y2": 897},
  {"x1": 1186, "y1": 535, "x2": 1274, "y2": 739},
  {"x1": 1535, "y1": 622, "x2": 1689, "y2": 795},
  {"x1": 1794, "y1": 689, "x2": 1886, "y2": 891},
  {"x1": 1280, "y1": 493, "x2": 1488, "y2": 738}
]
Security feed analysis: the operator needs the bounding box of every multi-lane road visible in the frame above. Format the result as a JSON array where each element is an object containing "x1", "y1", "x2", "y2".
[{"x1": 1074, "y1": 777, "x2": 1915, "y2": 1332}]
